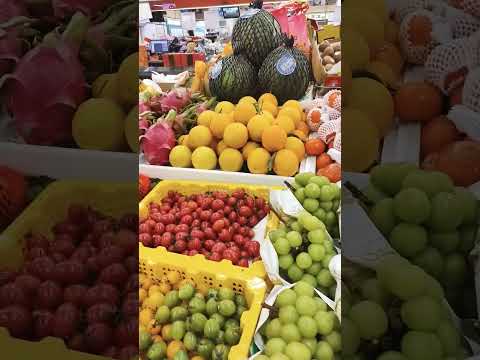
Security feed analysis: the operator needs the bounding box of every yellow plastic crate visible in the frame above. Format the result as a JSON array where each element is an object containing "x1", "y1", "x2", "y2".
[
  {"x1": 0, "y1": 180, "x2": 137, "y2": 360},
  {"x1": 139, "y1": 180, "x2": 281, "y2": 280},
  {"x1": 140, "y1": 245, "x2": 267, "y2": 360}
]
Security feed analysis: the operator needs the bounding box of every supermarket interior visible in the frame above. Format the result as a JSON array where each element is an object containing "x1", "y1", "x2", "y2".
[{"x1": 0, "y1": 0, "x2": 480, "y2": 359}]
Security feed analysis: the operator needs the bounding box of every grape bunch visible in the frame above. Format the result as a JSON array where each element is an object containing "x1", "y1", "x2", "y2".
[
  {"x1": 362, "y1": 163, "x2": 478, "y2": 317},
  {"x1": 343, "y1": 255, "x2": 471, "y2": 360},
  {"x1": 269, "y1": 212, "x2": 337, "y2": 298},
  {"x1": 292, "y1": 173, "x2": 341, "y2": 239},
  {"x1": 257, "y1": 281, "x2": 340, "y2": 360}
]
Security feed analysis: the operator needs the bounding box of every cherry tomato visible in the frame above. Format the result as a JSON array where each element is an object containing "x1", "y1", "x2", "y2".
[
  {"x1": 64, "y1": 284, "x2": 88, "y2": 307},
  {"x1": 119, "y1": 346, "x2": 138, "y2": 360},
  {"x1": 0, "y1": 282, "x2": 29, "y2": 308},
  {"x1": 15, "y1": 274, "x2": 40, "y2": 296},
  {"x1": 114, "y1": 318, "x2": 137, "y2": 346},
  {"x1": 86, "y1": 303, "x2": 117, "y2": 324},
  {"x1": 27, "y1": 256, "x2": 56, "y2": 281},
  {"x1": 36, "y1": 281, "x2": 63, "y2": 309},
  {"x1": 99, "y1": 263, "x2": 129, "y2": 287},
  {"x1": 0, "y1": 305, "x2": 32, "y2": 338},
  {"x1": 116, "y1": 229, "x2": 137, "y2": 253},
  {"x1": 55, "y1": 260, "x2": 87, "y2": 284},
  {"x1": 33, "y1": 309, "x2": 54, "y2": 339},
  {"x1": 83, "y1": 284, "x2": 119, "y2": 307},
  {"x1": 53, "y1": 303, "x2": 80, "y2": 339},
  {"x1": 68, "y1": 333, "x2": 87, "y2": 352},
  {"x1": 25, "y1": 234, "x2": 49, "y2": 251},
  {"x1": 85, "y1": 322, "x2": 113, "y2": 353}
]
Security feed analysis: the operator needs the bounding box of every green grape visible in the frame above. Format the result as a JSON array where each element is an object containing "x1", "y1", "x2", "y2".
[
  {"x1": 421, "y1": 272, "x2": 445, "y2": 301},
  {"x1": 314, "y1": 297, "x2": 328, "y2": 312},
  {"x1": 295, "y1": 172, "x2": 315, "y2": 186},
  {"x1": 265, "y1": 318, "x2": 282, "y2": 339},
  {"x1": 307, "y1": 228, "x2": 327, "y2": 244},
  {"x1": 301, "y1": 274, "x2": 317, "y2": 287},
  {"x1": 350, "y1": 300, "x2": 388, "y2": 340},
  {"x1": 362, "y1": 183, "x2": 388, "y2": 204},
  {"x1": 298, "y1": 315, "x2": 318, "y2": 338},
  {"x1": 320, "y1": 201, "x2": 334, "y2": 211},
  {"x1": 319, "y1": 185, "x2": 336, "y2": 202},
  {"x1": 308, "y1": 244, "x2": 326, "y2": 261},
  {"x1": 393, "y1": 188, "x2": 431, "y2": 224},
  {"x1": 428, "y1": 192, "x2": 464, "y2": 231},
  {"x1": 377, "y1": 351, "x2": 408, "y2": 360},
  {"x1": 286, "y1": 231, "x2": 303, "y2": 247},
  {"x1": 459, "y1": 225, "x2": 476, "y2": 254},
  {"x1": 314, "y1": 311, "x2": 335, "y2": 335},
  {"x1": 360, "y1": 278, "x2": 390, "y2": 306},
  {"x1": 401, "y1": 170, "x2": 438, "y2": 197},
  {"x1": 301, "y1": 214, "x2": 326, "y2": 231},
  {"x1": 254, "y1": 356, "x2": 269, "y2": 360},
  {"x1": 296, "y1": 252, "x2": 313, "y2": 269},
  {"x1": 389, "y1": 223, "x2": 428, "y2": 258},
  {"x1": 274, "y1": 237, "x2": 291, "y2": 255},
  {"x1": 294, "y1": 281, "x2": 314, "y2": 297},
  {"x1": 430, "y1": 231, "x2": 460, "y2": 254},
  {"x1": 324, "y1": 212, "x2": 337, "y2": 227},
  {"x1": 325, "y1": 330, "x2": 341, "y2": 352},
  {"x1": 303, "y1": 198, "x2": 320, "y2": 213},
  {"x1": 302, "y1": 338, "x2": 317, "y2": 353},
  {"x1": 280, "y1": 323, "x2": 301, "y2": 342},
  {"x1": 288, "y1": 264, "x2": 304, "y2": 282},
  {"x1": 323, "y1": 239, "x2": 334, "y2": 252},
  {"x1": 369, "y1": 198, "x2": 396, "y2": 236},
  {"x1": 270, "y1": 354, "x2": 289, "y2": 360},
  {"x1": 442, "y1": 253, "x2": 467, "y2": 287},
  {"x1": 265, "y1": 337, "x2": 287, "y2": 356},
  {"x1": 285, "y1": 341, "x2": 312, "y2": 360},
  {"x1": 290, "y1": 220, "x2": 304, "y2": 232},
  {"x1": 371, "y1": 163, "x2": 417, "y2": 195},
  {"x1": 400, "y1": 295, "x2": 441, "y2": 331},
  {"x1": 332, "y1": 199, "x2": 340, "y2": 211},
  {"x1": 309, "y1": 175, "x2": 330, "y2": 187},
  {"x1": 279, "y1": 254, "x2": 294, "y2": 270},
  {"x1": 317, "y1": 269, "x2": 335, "y2": 287},
  {"x1": 279, "y1": 305, "x2": 299, "y2": 324},
  {"x1": 377, "y1": 256, "x2": 426, "y2": 300},
  {"x1": 341, "y1": 318, "x2": 360, "y2": 356},
  {"x1": 307, "y1": 262, "x2": 322, "y2": 275},
  {"x1": 454, "y1": 187, "x2": 478, "y2": 225},
  {"x1": 295, "y1": 188, "x2": 306, "y2": 202},
  {"x1": 296, "y1": 295, "x2": 317, "y2": 316},
  {"x1": 401, "y1": 331, "x2": 443, "y2": 360},
  {"x1": 412, "y1": 247, "x2": 444, "y2": 279},
  {"x1": 315, "y1": 340, "x2": 334, "y2": 360},
  {"x1": 276, "y1": 289, "x2": 297, "y2": 307},
  {"x1": 322, "y1": 254, "x2": 334, "y2": 268},
  {"x1": 314, "y1": 208, "x2": 327, "y2": 222},
  {"x1": 270, "y1": 229, "x2": 287, "y2": 243},
  {"x1": 430, "y1": 171, "x2": 454, "y2": 194},
  {"x1": 436, "y1": 320, "x2": 460, "y2": 356},
  {"x1": 305, "y1": 183, "x2": 321, "y2": 198}
]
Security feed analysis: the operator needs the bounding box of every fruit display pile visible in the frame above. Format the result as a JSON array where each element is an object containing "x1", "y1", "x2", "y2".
[
  {"x1": 139, "y1": 272, "x2": 248, "y2": 360},
  {"x1": 359, "y1": 163, "x2": 477, "y2": 318},
  {"x1": 0, "y1": 204, "x2": 138, "y2": 359},
  {"x1": 0, "y1": 1, "x2": 138, "y2": 152},
  {"x1": 256, "y1": 282, "x2": 340, "y2": 360},
  {"x1": 169, "y1": 95, "x2": 310, "y2": 177},
  {"x1": 139, "y1": 189, "x2": 268, "y2": 267},
  {"x1": 343, "y1": 255, "x2": 469, "y2": 359},
  {"x1": 343, "y1": 0, "x2": 480, "y2": 185}
]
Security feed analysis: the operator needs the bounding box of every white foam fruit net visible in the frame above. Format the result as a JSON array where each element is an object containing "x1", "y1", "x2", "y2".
[
  {"x1": 325, "y1": 106, "x2": 341, "y2": 122},
  {"x1": 451, "y1": 12, "x2": 480, "y2": 38},
  {"x1": 318, "y1": 118, "x2": 341, "y2": 144},
  {"x1": 399, "y1": 10, "x2": 447, "y2": 64},
  {"x1": 323, "y1": 90, "x2": 341, "y2": 112},
  {"x1": 393, "y1": 0, "x2": 432, "y2": 23},
  {"x1": 425, "y1": 37, "x2": 479, "y2": 94},
  {"x1": 333, "y1": 132, "x2": 341, "y2": 152},
  {"x1": 462, "y1": 66, "x2": 480, "y2": 112},
  {"x1": 449, "y1": 0, "x2": 480, "y2": 18}
]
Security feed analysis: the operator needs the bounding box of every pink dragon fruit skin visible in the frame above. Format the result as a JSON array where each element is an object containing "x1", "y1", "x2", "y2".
[
  {"x1": 140, "y1": 122, "x2": 176, "y2": 166},
  {"x1": 52, "y1": 0, "x2": 112, "y2": 18},
  {"x1": 0, "y1": 0, "x2": 28, "y2": 22},
  {"x1": 3, "y1": 13, "x2": 89, "y2": 145}
]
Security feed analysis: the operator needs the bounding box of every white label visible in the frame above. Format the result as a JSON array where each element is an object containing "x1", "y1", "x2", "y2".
[{"x1": 276, "y1": 54, "x2": 297, "y2": 76}]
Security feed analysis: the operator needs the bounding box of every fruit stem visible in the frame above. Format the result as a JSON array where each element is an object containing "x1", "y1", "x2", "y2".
[
  {"x1": 343, "y1": 181, "x2": 374, "y2": 208},
  {"x1": 61, "y1": 11, "x2": 90, "y2": 49}
]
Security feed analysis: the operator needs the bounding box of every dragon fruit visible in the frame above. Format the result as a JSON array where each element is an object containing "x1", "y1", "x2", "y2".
[
  {"x1": 2, "y1": 12, "x2": 89, "y2": 145},
  {"x1": 52, "y1": 0, "x2": 112, "y2": 18},
  {"x1": 0, "y1": 0, "x2": 27, "y2": 21},
  {"x1": 149, "y1": 88, "x2": 192, "y2": 113},
  {"x1": 140, "y1": 122, "x2": 175, "y2": 166}
]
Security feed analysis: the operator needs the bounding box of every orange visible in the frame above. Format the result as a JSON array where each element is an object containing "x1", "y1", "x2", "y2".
[
  {"x1": 167, "y1": 340, "x2": 185, "y2": 359},
  {"x1": 317, "y1": 163, "x2": 341, "y2": 183},
  {"x1": 316, "y1": 153, "x2": 333, "y2": 169},
  {"x1": 374, "y1": 42, "x2": 404, "y2": 74},
  {"x1": 407, "y1": 14, "x2": 432, "y2": 46},
  {"x1": 296, "y1": 121, "x2": 309, "y2": 136},
  {"x1": 395, "y1": 82, "x2": 443, "y2": 123},
  {"x1": 150, "y1": 325, "x2": 161, "y2": 336},
  {"x1": 285, "y1": 137, "x2": 306, "y2": 162},
  {"x1": 161, "y1": 324, "x2": 172, "y2": 341},
  {"x1": 262, "y1": 125, "x2": 287, "y2": 152},
  {"x1": 305, "y1": 138, "x2": 326, "y2": 156},
  {"x1": 421, "y1": 115, "x2": 461, "y2": 158},
  {"x1": 292, "y1": 130, "x2": 307, "y2": 142}
]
